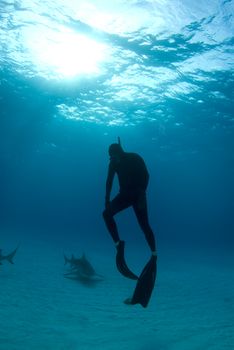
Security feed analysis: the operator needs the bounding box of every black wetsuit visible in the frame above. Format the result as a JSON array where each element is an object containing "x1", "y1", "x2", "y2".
[{"x1": 103, "y1": 152, "x2": 156, "y2": 252}]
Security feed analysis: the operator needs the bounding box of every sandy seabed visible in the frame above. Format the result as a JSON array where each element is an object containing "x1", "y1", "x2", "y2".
[{"x1": 0, "y1": 240, "x2": 233, "y2": 350}]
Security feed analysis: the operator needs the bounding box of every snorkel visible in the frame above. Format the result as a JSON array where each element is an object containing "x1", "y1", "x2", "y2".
[{"x1": 118, "y1": 136, "x2": 125, "y2": 153}]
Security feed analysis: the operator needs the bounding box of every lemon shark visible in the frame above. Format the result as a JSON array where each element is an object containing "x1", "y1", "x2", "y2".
[{"x1": 64, "y1": 253, "x2": 104, "y2": 283}]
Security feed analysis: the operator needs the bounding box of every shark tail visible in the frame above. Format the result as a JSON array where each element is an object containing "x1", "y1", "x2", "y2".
[{"x1": 6, "y1": 246, "x2": 19, "y2": 264}]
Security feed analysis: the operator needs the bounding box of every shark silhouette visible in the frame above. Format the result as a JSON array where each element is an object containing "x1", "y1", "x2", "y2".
[
  {"x1": 64, "y1": 253, "x2": 104, "y2": 283},
  {"x1": 0, "y1": 246, "x2": 19, "y2": 265}
]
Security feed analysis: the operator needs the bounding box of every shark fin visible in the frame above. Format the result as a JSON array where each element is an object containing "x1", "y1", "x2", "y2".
[
  {"x1": 81, "y1": 253, "x2": 87, "y2": 261},
  {"x1": 64, "y1": 254, "x2": 69, "y2": 265}
]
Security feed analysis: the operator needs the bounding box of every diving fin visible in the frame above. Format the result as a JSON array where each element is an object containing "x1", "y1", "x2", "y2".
[
  {"x1": 126, "y1": 255, "x2": 157, "y2": 308},
  {"x1": 116, "y1": 241, "x2": 138, "y2": 280}
]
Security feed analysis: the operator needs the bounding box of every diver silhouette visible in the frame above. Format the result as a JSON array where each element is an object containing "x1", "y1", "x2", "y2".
[{"x1": 103, "y1": 137, "x2": 157, "y2": 307}]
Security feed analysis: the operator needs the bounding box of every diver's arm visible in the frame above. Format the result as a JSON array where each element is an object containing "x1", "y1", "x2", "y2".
[
  {"x1": 105, "y1": 162, "x2": 115, "y2": 206},
  {"x1": 139, "y1": 157, "x2": 149, "y2": 191}
]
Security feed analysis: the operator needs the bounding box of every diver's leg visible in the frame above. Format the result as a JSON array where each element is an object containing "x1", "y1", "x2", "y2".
[
  {"x1": 124, "y1": 194, "x2": 157, "y2": 306},
  {"x1": 103, "y1": 194, "x2": 138, "y2": 280},
  {"x1": 102, "y1": 193, "x2": 131, "y2": 244},
  {"x1": 133, "y1": 193, "x2": 156, "y2": 252}
]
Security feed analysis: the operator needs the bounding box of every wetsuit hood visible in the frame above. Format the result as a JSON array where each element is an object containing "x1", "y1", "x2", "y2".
[
  {"x1": 109, "y1": 137, "x2": 124, "y2": 157},
  {"x1": 108, "y1": 143, "x2": 124, "y2": 157}
]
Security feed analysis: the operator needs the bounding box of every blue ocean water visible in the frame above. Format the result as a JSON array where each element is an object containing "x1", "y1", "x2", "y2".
[{"x1": 0, "y1": 1, "x2": 234, "y2": 349}]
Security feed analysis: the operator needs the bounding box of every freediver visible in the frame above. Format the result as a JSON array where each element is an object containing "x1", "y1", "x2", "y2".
[{"x1": 103, "y1": 137, "x2": 157, "y2": 307}]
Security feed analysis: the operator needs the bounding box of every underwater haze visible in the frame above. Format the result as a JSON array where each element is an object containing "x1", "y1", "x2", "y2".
[{"x1": 0, "y1": 1, "x2": 234, "y2": 349}]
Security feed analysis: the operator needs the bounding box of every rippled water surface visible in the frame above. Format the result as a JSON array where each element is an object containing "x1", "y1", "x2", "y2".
[{"x1": 0, "y1": 0, "x2": 233, "y2": 127}]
